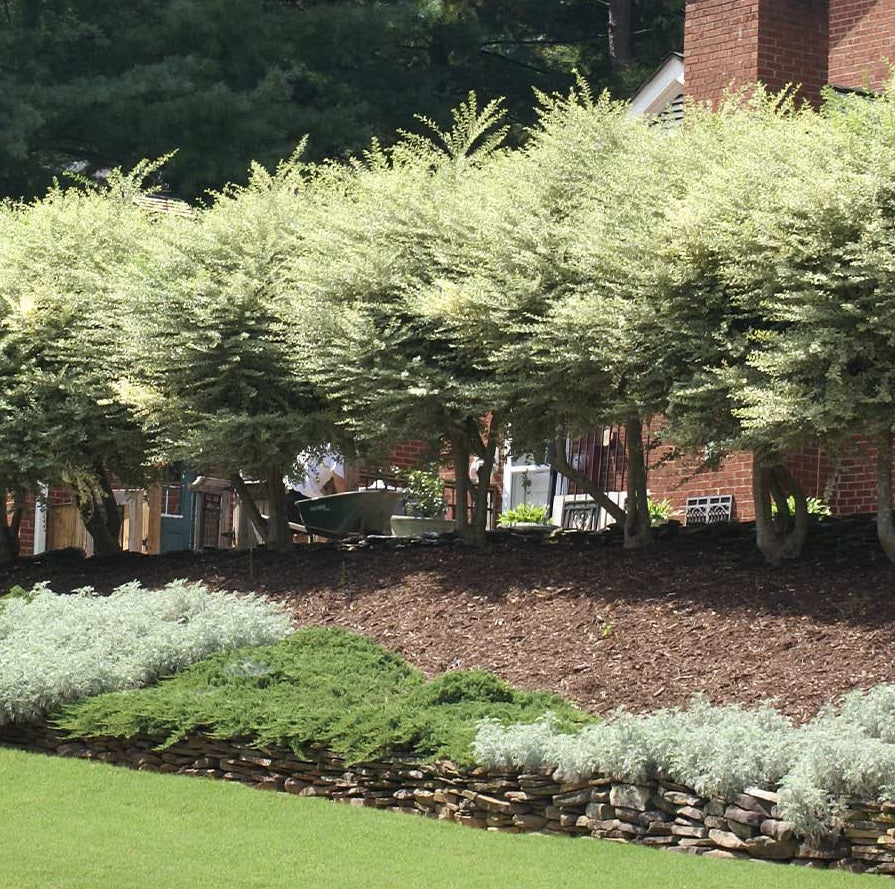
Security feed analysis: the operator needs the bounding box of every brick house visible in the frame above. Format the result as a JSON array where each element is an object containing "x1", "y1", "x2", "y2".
[{"x1": 506, "y1": 0, "x2": 895, "y2": 529}]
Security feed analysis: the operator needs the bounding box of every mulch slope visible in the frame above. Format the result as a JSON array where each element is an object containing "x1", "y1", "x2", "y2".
[{"x1": 4, "y1": 516, "x2": 894, "y2": 723}]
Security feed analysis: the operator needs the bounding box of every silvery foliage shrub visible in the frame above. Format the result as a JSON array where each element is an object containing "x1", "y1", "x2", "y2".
[
  {"x1": 832, "y1": 684, "x2": 895, "y2": 743},
  {"x1": 475, "y1": 689, "x2": 895, "y2": 835},
  {"x1": 475, "y1": 698, "x2": 795, "y2": 796},
  {"x1": 0, "y1": 579, "x2": 292, "y2": 725},
  {"x1": 777, "y1": 687, "x2": 895, "y2": 837}
]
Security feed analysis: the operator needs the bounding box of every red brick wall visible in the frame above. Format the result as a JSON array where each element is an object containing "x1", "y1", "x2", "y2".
[
  {"x1": 829, "y1": 0, "x2": 895, "y2": 90},
  {"x1": 15, "y1": 493, "x2": 36, "y2": 556},
  {"x1": 647, "y1": 444, "x2": 756, "y2": 521},
  {"x1": 824, "y1": 438, "x2": 880, "y2": 514},
  {"x1": 646, "y1": 438, "x2": 885, "y2": 522},
  {"x1": 685, "y1": 0, "x2": 828, "y2": 106},
  {"x1": 684, "y1": 0, "x2": 762, "y2": 102},
  {"x1": 757, "y1": 0, "x2": 829, "y2": 102}
]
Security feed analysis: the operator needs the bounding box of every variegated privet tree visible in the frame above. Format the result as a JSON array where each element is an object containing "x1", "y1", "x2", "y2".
[
  {"x1": 291, "y1": 96, "x2": 514, "y2": 546},
  {"x1": 483, "y1": 86, "x2": 686, "y2": 549},
  {"x1": 0, "y1": 173, "x2": 153, "y2": 560},
  {"x1": 649, "y1": 92, "x2": 831, "y2": 563},
  {"x1": 730, "y1": 85, "x2": 895, "y2": 563},
  {"x1": 119, "y1": 155, "x2": 332, "y2": 551}
]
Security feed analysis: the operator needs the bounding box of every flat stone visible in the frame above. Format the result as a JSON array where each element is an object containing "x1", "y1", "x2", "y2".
[
  {"x1": 830, "y1": 859, "x2": 869, "y2": 873},
  {"x1": 844, "y1": 827, "x2": 885, "y2": 839},
  {"x1": 727, "y1": 819, "x2": 756, "y2": 840},
  {"x1": 708, "y1": 829, "x2": 747, "y2": 851},
  {"x1": 670, "y1": 824, "x2": 708, "y2": 839},
  {"x1": 676, "y1": 806, "x2": 704, "y2": 822},
  {"x1": 554, "y1": 788, "x2": 592, "y2": 807},
  {"x1": 585, "y1": 802, "x2": 614, "y2": 821},
  {"x1": 760, "y1": 819, "x2": 795, "y2": 842},
  {"x1": 796, "y1": 840, "x2": 848, "y2": 860},
  {"x1": 704, "y1": 800, "x2": 726, "y2": 817},
  {"x1": 593, "y1": 819, "x2": 642, "y2": 837},
  {"x1": 743, "y1": 787, "x2": 779, "y2": 804},
  {"x1": 663, "y1": 791, "x2": 701, "y2": 807},
  {"x1": 709, "y1": 830, "x2": 746, "y2": 852},
  {"x1": 851, "y1": 847, "x2": 895, "y2": 862},
  {"x1": 732, "y1": 792, "x2": 774, "y2": 817},
  {"x1": 703, "y1": 849, "x2": 747, "y2": 860},
  {"x1": 472, "y1": 793, "x2": 512, "y2": 814},
  {"x1": 638, "y1": 809, "x2": 672, "y2": 826},
  {"x1": 744, "y1": 835, "x2": 798, "y2": 860},
  {"x1": 724, "y1": 805, "x2": 764, "y2": 827},
  {"x1": 640, "y1": 835, "x2": 677, "y2": 846},
  {"x1": 610, "y1": 784, "x2": 651, "y2": 812},
  {"x1": 512, "y1": 813, "x2": 547, "y2": 830},
  {"x1": 614, "y1": 806, "x2": 643, "y2": 822}
]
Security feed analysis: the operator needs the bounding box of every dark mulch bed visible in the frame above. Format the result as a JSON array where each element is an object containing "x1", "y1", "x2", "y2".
[{"x1": 3, "y1": 515, "x2": 893, "y2": 723}]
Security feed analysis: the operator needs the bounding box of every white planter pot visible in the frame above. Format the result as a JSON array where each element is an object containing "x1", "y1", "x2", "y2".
[
  {"x1": 390, "y1": 515, "x2": 457, "y2": 537},
  {"x1": 503, "y1": 522, "x2": 558, "y2": 537}
]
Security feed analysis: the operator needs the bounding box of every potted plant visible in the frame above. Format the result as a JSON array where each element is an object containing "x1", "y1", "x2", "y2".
[
  {"x1": 497, "y1": 504, "x2": 557, "y2": 536},
  {"x1": 390, "y1": 468, "x2": 456, "y2": 537}
]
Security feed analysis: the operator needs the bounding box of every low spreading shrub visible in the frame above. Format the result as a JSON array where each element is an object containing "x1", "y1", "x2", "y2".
[
  {"x1": 57, "y1": 628, "x2": 592, "y2": 763},
  {"x1": 0, "y1": 579, "x2": 292, "y2": 725}
]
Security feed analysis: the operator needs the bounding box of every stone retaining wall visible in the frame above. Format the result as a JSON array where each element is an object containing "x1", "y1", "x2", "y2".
[{"x1": 3, "y1": 722, "x2": 894, "y2": 876}]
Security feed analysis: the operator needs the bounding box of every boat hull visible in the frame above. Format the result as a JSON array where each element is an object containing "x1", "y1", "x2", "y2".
[{"x1": 296, "y1": 490, "x2": 404, "y2": 538}]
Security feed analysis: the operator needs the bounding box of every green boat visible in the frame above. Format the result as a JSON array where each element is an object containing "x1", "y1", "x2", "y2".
[{"x1": 295, "y1": 489, "x2": 404, "y2": 538}]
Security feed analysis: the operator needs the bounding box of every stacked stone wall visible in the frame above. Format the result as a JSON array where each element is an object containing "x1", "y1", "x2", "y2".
[{"x1": 3, "y1": 722, "x2": 893, "y2": 875}]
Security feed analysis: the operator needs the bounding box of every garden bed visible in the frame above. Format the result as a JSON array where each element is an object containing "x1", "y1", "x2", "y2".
[{"x1": 3, "y1": 515, "x2": 894, "y2": 722}]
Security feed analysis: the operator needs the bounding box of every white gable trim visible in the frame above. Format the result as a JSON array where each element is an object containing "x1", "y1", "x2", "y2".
[{"x1": 629, "y1": 53, "x2": 685, "y2": 118}]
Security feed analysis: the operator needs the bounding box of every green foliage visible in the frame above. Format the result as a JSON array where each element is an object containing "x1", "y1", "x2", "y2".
[
  {"x1": 400, "y1": 469, "x2": 448, "y2": 519},
  {"x1": 57, "y1": 627, "x2": 592, "y2": 764},
  {"x1": 0, "y1": 579, "x2": 291, "y2": 725},
  {"x1": 647, "y1": 499, "x2": 676, "y2": 526},
  {"x1": 770, "y1": 496, "x2": 831, "y2": 520},
  {"x1": 0, "y1": 173, "x2": 157, "y2": 553},
  {"x1": 498, "y1": 504, "x2": 549, "y2": 526},
  {"x1": 0, "y1": 0, "x2": 683, "y2": 202},
  {"x1": 0, "y1": 585, "x2": 30, "y2": 603}
]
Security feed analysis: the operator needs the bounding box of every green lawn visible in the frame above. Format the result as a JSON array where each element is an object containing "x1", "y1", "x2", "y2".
[{"x1": 0, "y1": 747, "x2": 870, "y2": 889}]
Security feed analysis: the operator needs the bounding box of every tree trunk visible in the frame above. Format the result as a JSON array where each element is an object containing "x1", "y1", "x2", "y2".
[
  {"x1": 0, "y1": 488, "x2": 24, "y2": 565},
  {"x1": 76, "y1": 464, "x2": 122, "y2": 558},
  {"x1": 752, "y1": 454, "x2": 808, "y2": 563},
  {"x1": 231, "y1": 474, "x2": 269, "y2": 545},
  {"x1": 470, "y1": 416, "x2": 499, "y2": 547},
  {"x1": 549, "y1": 432, "x2": 627, "y2": 524},
  {"x1": 264, "y1": 472, "x2": 293, "y2": 552},
  {"x1": 875, "y1": 430, "x2": 895, "y2": 564},
  {"x1": 450, "y1": 428, "x2": 474, "y2": 544},
  {"x1": 623, "y1": 414, "x2": 652, "y2": 549},
  {"x1": 608, "y1": 0, "x2": 632, "y2": 72},
  {"x1": 450, "y1": 415, "x2": 500, "y2": 547}
]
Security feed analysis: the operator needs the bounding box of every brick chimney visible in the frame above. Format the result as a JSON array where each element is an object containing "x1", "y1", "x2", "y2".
[{"x1": 684, "y1": 0, "x2": 829, "y2": 106}]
